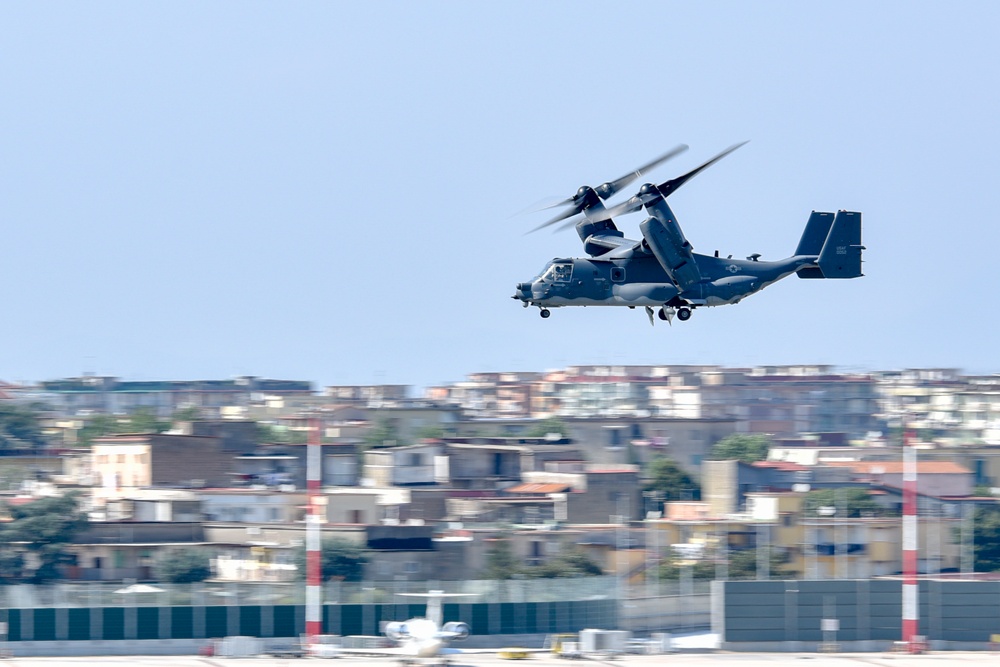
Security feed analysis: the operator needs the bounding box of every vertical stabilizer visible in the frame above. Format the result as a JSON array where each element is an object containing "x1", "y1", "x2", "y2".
[
  {"x1": 426, "y1": 591, "x2": 443, "y2": 627},
  {"x1": 397, "y1": 590, "x2": 477, "y2": 627},
  {"x1": 795, "y1": 211, "x2": 835, "y2": 256},
  {"x1": 817, "y1": 210, "x2": 864, "y2": 278}
]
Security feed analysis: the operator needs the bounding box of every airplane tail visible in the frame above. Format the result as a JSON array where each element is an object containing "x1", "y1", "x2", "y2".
[
  {"x1": 797, "y1": 210, "x2": 864, "y2": 279},
  {"x1": 795, "y1": 211, "x2": 835, "y2": 255},
  {"x1": 397, "y1": 590, "x2": 477, "y2": 627}
]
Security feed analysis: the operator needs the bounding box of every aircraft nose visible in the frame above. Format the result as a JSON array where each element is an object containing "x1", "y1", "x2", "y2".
[{"x1": 514, "y1": 282, "x2": 532, "y2": 300}]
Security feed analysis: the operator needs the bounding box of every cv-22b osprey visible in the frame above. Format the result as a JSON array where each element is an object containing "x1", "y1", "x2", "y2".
[{"x1": 513, "y1": 143, "x2": 864, "y2": 325}]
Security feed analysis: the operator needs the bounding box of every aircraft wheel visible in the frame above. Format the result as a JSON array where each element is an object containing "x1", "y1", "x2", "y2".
[
  {"x1": 657, "y1": 308, "x2": 669, "y2": 321},
  {"x1": 677, "y1": 307, "x2": 692, "y2": 321},
  {"x1": 540, "y1": 309, "x2": 551, "y2": 319}
]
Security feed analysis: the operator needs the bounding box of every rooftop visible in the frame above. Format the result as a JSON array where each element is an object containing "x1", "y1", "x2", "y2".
[{"x1": 827, "y1": 461, "x2": 972, "y2": 475}]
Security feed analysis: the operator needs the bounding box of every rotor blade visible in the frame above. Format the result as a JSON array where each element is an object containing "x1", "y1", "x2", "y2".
[
  {"x1": 597, "y1": 144, "x2": 689, "y2": 200},
  {"x1": 586, "y1": 195, "x2": 648, "y2": 222},
  {"x1": 655, "y1": 141, "x2": 748, "y2": 199},
  {"x1": 527, "y1": 204, "x2": 583, "y2": 233},
  {"x1": 555, "y1": 213, "x2": 587, "y2": 232},
  {"x1": 512, "y1": 195, "x2": 576, "y2": 217}
]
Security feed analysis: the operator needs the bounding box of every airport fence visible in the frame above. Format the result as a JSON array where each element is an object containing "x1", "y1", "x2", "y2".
[
  {"x1": 0, "y1": 578, "x2": 624, "y2": 643},
  {"x1": 714, "y1": 578, "x2": 1000, "y2": 650}
]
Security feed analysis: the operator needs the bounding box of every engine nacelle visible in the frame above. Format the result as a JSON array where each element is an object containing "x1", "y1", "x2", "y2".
[
  {"x1": 384, "y1": 621, "x2": 409, "y2": 641},
  {"x1": 442, "y1": 621, "x2": 470, "y2": 641}
]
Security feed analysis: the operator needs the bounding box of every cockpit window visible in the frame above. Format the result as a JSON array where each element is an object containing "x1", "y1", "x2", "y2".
[{"x1": 542, "y1": 262, "x2": 573, "y2": 283}]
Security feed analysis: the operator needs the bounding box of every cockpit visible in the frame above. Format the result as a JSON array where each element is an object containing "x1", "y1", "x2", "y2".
[{"x1": 540, "y1": 260, "x2": 573, "y2": 283}]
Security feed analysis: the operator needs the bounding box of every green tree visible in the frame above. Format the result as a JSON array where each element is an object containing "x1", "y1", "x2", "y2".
[
  {"x1": 0, "y1": 549, "x2": 25, "y2": 583},
  {"x1": 524, "y1": 418, "x2": 568, "y2": 439},
  {"x1": 170, "y1": 406, "x2": 203, "y2": 424},
  {"x1": 415, "y1": 424, "x2": 447, "y2": 441},
  {"x1": 255, "y1": 423, "x2": 309, "y2": 445},
  {"x1": 0, "y1": 491, "x2": 87, "y2": 582},
  {"x1": 657, "y1": 553, "x2": 716, "y2": 580},
  {"x1": 78, "y1": 413, "x2": 121, "y2": 446},
  {"x1": 0, "y1": 403, "x2": 47, "y2": 451},
  {"x1": 294, "y1": 538, "x2": 368, "y2": 582},
  {"x1": 644, "y1": 457, "x2": 700, "y2": 501},
  {"x1": 0, "y1": 462, "x2": 33, "y2": 491},
  {"x1": 482, "y1": 538, "x2": 522, "y2": 580},
  {"x1": 77, "y1": 408, "x2": 170, "y2": 446},
  {"x1": 708, "y1": 434, "x2": 772, "y2": 464},
  {"x1": 158, "y1": 548, "x2": 213, "y2": 583},
  {"x1": 124, "y1": 407, "x2": 170, "y2": 434},
  {"x1": 804, "y1": 488, "x2": 892, "y2": 518},
  {"x1": 525, "y1": 547, "x2": 604, "y2": 578},
  {"x1": 363, "y1": 417, "x2": 401, "y2": 450},
  {"x1": 973, "y1": 505, "x2": 1000, "y2": 571},
  {"x1": 726, "y1": 548, "x2": 790, "y2": 580}
]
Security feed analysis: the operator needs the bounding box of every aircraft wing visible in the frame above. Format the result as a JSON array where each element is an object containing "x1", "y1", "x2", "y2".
[
  {"x1": 334, "y1": 647, "x2": 417, "y2": 657},
  {"x1": 334, "y1": 646, "x2": 535, "y2": 657},
  {"x1": 638, "y1": 200, "x2": 702, "y2": 291},
  {"x1": 585, "y1": 233, "x2": 635, "y2": 253}
]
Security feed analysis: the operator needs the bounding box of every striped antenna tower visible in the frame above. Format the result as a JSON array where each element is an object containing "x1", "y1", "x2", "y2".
[
  {"x1": 306, "y1": 417, "x2": 323, "y2": 641},
  {"x1": 902, "y1": 429, "x2": 919, "y2": 651}
]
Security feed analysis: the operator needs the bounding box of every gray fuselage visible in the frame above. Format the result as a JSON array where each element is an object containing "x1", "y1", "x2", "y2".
[{"x1": 516, "y1": 251, "x2": 817, "y2": 309}]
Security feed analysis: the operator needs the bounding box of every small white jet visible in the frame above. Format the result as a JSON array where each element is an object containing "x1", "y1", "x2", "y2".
[{"x1": 337, "y1": 590, "x2": 479, "y2": 666}]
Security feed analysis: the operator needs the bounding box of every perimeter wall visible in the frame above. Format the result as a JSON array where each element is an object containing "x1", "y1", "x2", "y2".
[{"x1": 713, "y1": 579, "x2": 1000, "y2": 651}]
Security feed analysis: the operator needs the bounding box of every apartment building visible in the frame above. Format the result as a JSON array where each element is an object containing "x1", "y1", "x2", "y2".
[
  {"x1": 37, "y1": 375, "x2": 313, "y2": 418},
  {"x1": 430, "y1": 364, "x2": 881, "y2": 439},
  {"x1": 90, "y1": 433, "x2": 231, "y2": 499}
]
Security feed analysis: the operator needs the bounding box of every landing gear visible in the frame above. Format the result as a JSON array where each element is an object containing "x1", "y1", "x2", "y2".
[
  {"x1": 539, "y1": 308, "x2": 551, "y2": 319},
  {"x1": 657, "y1": 307, "x2": 670, "y2": 321},
  {"x1": 677, "y1": 307, "x2": 692, "y2": 321}
]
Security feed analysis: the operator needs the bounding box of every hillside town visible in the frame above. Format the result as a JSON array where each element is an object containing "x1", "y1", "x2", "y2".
[{"x1": 1, "y1": 364, "x2": 999, "y2": 588}]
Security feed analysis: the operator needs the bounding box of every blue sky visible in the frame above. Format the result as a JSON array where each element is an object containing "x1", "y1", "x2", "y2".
[{"x1": 2, "y1": 2, "x2": 999, "y2": 389}]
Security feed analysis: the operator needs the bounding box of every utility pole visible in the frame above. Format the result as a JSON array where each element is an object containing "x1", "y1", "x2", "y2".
[
  {"x1": 902, "y1": 430, "x2": 919, "y2": 652},
  {"x1": 305, "y1": 417, "x2": 323, "y2": 644}
]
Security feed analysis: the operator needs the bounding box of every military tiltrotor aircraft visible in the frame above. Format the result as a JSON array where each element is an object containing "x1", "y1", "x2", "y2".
[{"x1": 513, "y1": 143, "x2": 864, "y2": 325}]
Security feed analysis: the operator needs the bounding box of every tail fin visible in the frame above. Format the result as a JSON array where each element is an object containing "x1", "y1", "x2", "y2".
[
  {"x1": 796, "y1": 211, "x2": 835, "y2": 279},
  {"x1": 817, "y1": 210, "x2": 864, "y2": 278},
  {"x1": 795, "y1": 211, "x2": 835, "y2": 255}
]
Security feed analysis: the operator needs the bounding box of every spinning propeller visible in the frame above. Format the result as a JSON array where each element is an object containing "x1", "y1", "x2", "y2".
[
  {"x1": 588, "y1": 141, "x2": 749, "y2": 223},
  {"x1": 528, "y1": 144, "x2": 689, "y2": 232}
]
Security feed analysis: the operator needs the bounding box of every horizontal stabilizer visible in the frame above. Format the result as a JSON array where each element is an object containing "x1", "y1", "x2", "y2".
[
  {"x1": 797, "y1": 267, "x2": 826, "y2": 279},
  {"x1": 817, "y1": 211, "x2": 864, "y2": 279}
]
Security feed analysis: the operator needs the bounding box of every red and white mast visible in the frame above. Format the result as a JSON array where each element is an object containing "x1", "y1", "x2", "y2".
[
  {"x1": 902, "y1": 429, "x2": 919, "y2": 650},
  {"x1": 306, "y1": 417, "x2": 323, "y2": 641}
]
